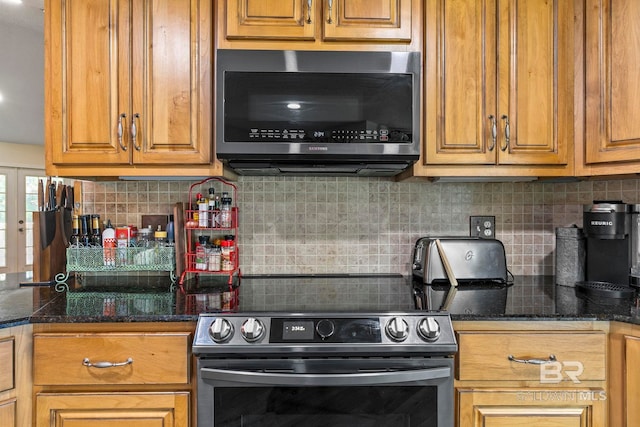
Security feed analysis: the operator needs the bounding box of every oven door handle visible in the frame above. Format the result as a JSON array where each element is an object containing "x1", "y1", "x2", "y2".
[{"x1": 200, "y1": 366, "x2": 451, "y2": 387}]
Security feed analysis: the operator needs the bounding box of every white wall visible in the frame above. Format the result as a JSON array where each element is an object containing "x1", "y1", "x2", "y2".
[
  {"x1": 0, "y1": 20, "x2": 44, "y2": 145},
  {"x1": 0, "y1": 141, "x2": 44, "y2": 169}
]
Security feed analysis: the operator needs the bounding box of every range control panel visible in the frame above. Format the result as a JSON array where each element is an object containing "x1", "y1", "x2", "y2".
[{"x1": 193, "y1": 312, "x2": 457, "y2": 357}]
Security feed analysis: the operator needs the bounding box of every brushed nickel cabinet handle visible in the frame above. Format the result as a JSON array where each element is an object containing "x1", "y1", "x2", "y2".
[
  {"x1": 117, "y1": 113, "x2": 127, "y2": 151},
  {"x1": 488, "y1": 115, "x2": 497, "y2": 151},
  {"x1": 508, "y1": 354, "x2": 557, "y2": 365},
  {"x1": 501, "y1": 114, "x2": 510, "y2": 151},
  {"x1": 327, "y1": 0, "x2": 333, "y2": 24},
  {"x1": 306, "y1": 0, "x2": 312, "y2": 23},
  {"x1": 83, "y1": 357, "x2": 133, "y2": 368},
  {"x1": 131, "y1": 113, "x2": 141, "y2": 151}
]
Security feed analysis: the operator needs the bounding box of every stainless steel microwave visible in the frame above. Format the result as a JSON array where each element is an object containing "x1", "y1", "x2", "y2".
[{"x1": 215, "y1": 50, "x2": 421, "y2": 176}]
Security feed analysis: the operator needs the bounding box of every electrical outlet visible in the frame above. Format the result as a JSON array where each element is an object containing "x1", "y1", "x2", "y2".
[{"x1": 470, "y1": 215, "x2": 496, "y2": 239}]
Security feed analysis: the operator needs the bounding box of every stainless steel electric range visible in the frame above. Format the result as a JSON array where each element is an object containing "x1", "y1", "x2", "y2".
[{"x1": 193, "y1": 302, "x2": 457, "y2": 427}]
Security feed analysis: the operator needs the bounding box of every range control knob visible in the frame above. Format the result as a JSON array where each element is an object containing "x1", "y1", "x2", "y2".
[
  {"x1": 316, "y1": 319, "x2": 335, "y2": 340},
  {"x1": 241, "y1": 318, "x2": 265, "y2": 342},
  {"x1": 417, "y1": 317, "x2": 441, "y2": 342},
  {"x1": 385, "y1": 317, "x2": 409, "y2": 342},
  {"x1": 209, "y1": 318, "x2": 234, "y2": 343}
]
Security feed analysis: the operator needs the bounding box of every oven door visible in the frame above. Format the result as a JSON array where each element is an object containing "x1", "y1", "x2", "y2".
[{"x1": 197, "y1": 357, "x2": 454, "y2": 427}]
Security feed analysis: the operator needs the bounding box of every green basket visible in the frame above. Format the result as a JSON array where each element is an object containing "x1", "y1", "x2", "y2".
[
  {"x1": 66, "y1": 289, "x2": 174, "y2": 316},
  {"x1": 66, "y1": 246, "x2": 175, "y2": 272}
]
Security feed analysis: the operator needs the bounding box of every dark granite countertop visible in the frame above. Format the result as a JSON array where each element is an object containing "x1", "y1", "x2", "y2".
[{"x1": 1, "y1": 273, "x2": 639, "y2": 328}]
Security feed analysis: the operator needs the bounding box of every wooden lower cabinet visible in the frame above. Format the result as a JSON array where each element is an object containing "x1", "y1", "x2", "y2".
[
  {"x1": 0, "y1": 399, "x2": 15, "y2": 427},
  {"x1": 0, "y1": 324, "x2": 32, "y2": 427},
  {"x1": 608, "y1": 322, "x2": 640, "y2": 427},
  {"x1": 32, "y1": 323, "x2": 195, "y2": 427},
  {"x1": 454, "y1": 321, "x2": 608, "y2": 427},
  {"x1": 36, "y1": 392, "x2": 189, "y2": 427},
  {"x1": 458, "y1": 388, "x2": 606, "y2": 427},
  {"x1": 625, "y1": 336, "x2": 640, "y2": 427}
]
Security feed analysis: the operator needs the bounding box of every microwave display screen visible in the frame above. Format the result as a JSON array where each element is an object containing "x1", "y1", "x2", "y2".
[{"x1": 223, "y1": 72, "x2": 413, "y2": 144}]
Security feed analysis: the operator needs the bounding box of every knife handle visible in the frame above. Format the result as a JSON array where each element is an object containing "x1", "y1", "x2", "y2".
[{"x1": 38, "y1": 179, "x2": 44, "y2": 211}]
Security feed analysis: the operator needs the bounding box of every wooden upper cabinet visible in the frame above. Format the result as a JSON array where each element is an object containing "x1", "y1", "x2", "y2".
[
  {"x1": 46, "y1": 0, "x2": 211, "y2": 167},
  {"x1": 222, "y1": 0, "x2": 413, "y2": 44},
  {"x1": 46, "y1": 0, "x2": 129, "y2": 165},
  {"x1": 424, "y1": 0, "x2": 571, "y2": 167},
  {"x1": 226, "y1": 0, "x2": 316, "y2": 40},
  {"x1": 584, "y1": 0, "x2": 640, "y2": 166},
  {"x1": 323, "y1": 0, "x2": 412, "y2": 41}
]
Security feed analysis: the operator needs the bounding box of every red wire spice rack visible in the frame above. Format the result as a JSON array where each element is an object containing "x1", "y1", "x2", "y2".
[{"x1": 178, "y1": 177, "x2": 240, "y2": 313}]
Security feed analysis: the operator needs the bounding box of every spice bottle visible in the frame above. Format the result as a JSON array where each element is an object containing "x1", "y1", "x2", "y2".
[
  {"x1": 70, "y1": 215, "x2": 80, "y2": 246},
  {"x1": 220, "y1": 235, "x2": 236, "y2": 271},
  {"x1": 90, "y1": 214, "x2": 102, "y2": 246},
  {"x1": 219, "y1": 192, "x2": 232, "y2": 228},
  {"x1": 195, "y1": 235, "x2": 209, "y2": 270},
  {"x1": 138, "y1": 226, "x2": 153, "y2": 247},
  {"x1": 166, "y1": 214, "x2": 175, "y2": 245},
  {"x1": 197, "y1": 193, "x2": 209, "y2": 228},
  {"x1": 102, "y1": 219, "x2": 116, "y2": 267},
  {"x1": 207, "y1": 188, "x2": 218, "y2": 228},
  {"x1": 154, "y1": 225, "x2": 167, "y2": 247},
  {"x1": 79, "y1": 215, "x2": 91, "y2": 246},
  {"x1": 208, "y1": 245, "x2": 221, "y2": 272}
]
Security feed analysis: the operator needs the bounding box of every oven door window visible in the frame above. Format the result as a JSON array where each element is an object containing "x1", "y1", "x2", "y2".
[
  {"x1": 199, "y1": 359, "x2": 453, "y2": 427},
  {"x1": 215, "y1": 385, "x2": 437, "y2": 427}
]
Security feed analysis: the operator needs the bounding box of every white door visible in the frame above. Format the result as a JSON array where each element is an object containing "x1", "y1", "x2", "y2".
[{"x1": 0, "y1": 167, "x2": 47, "y2": 274}]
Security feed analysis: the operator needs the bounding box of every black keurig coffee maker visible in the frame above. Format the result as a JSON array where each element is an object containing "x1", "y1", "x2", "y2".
[
  {"x1": 583, "y1": 201, "x2": 632, "y2": 285},
  {"x1": 577, "y1": 201, "x2": 636, "y2": 315}
]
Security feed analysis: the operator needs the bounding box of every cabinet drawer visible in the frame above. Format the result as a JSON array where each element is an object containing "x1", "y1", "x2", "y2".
[
  {"x1": 456, "y1": 331, "x2": 606, "y2": 381},
  {"x1": 0, "y1": 337, "x2": 14, "y2": 392},
  {"x1": 33, "y1": 332, "x2": 190, "y2": 385}
]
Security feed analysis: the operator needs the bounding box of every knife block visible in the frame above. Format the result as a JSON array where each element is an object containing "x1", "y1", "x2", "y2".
[{"x1": 33, "y1": 210, "x2": 67, "y2": 282}]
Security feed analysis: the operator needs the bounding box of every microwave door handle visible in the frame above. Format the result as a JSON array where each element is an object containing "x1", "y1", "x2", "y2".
[{"x1": 200, "y1": 366, "x2": 451, "y2": 387}]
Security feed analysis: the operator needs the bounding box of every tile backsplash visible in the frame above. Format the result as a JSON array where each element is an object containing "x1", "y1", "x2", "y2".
[{"x1": 80, "y1": 176, "x2": 640, "y2": 314}]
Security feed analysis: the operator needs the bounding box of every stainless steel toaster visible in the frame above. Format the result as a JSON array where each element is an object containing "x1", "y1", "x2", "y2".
[
  {"x1": 411, "y1": 237, "x2": 510, "y2": 314},
  {"x1": 412, "y1": 236, "x2": 508, "y2": 284}
]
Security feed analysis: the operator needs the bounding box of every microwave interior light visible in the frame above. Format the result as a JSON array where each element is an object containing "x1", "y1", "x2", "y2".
[{"x1": 286, "y1": 103, "x2": 301, "y2": 110}]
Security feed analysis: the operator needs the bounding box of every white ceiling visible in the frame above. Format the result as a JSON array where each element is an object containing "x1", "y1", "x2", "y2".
[{"x1": 0, "y1": 0, "x2": 45, "y2": 145}]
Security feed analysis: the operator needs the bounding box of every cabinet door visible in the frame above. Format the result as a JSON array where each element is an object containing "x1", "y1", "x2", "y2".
[
  {"x1": 131, "y1": 0, "x2": 212, "y2": 165},
  {"x1": 225, "y1": 0, "x2": 316, "y2": 40},
  {"x1": 626, "y1": 335, "x2": 640, "y2": 426},
  {"x1": 424, "y1": 0, "x2": 497, "y2": 165},
  {"x1": 36, "y1": 392, "x2": 189, "y2": 427},
  {"x1": 424, "y1": 0, "x2": 571, "y2": 166},
  {"x1": 458, "y1": 388, "x2": 606, "y2": 427},
  {"x1": 323, "y1": 0, "x2": 412, "y2": 41},
  {"x1": 0, "y1": 399, "x2": 15, "y2": 427},
  {"x1": 585, "y1": 0, "x2": 640, "y2": 165},
  {"x1": 47, "y1": 0, "x2": 131, "y2": 165},
  {"x1": 497, "y1": 0, "x2": 571, "y2": 166}
]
